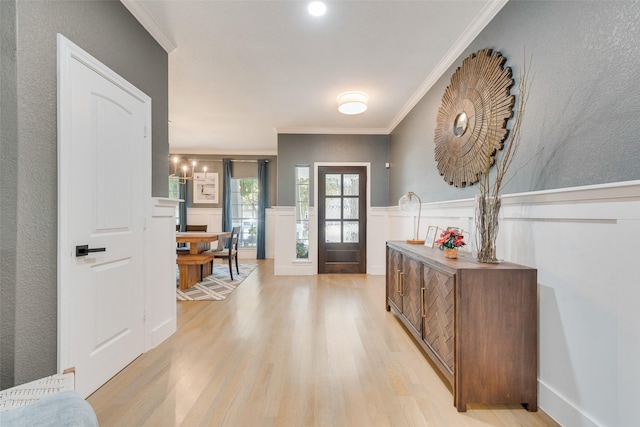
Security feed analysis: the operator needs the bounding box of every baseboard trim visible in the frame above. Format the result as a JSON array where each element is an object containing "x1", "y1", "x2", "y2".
[{"x1": 539, "y1": 381, "x2": 600, "y2": 427}]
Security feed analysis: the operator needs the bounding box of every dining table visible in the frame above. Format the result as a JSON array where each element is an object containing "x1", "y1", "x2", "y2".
[{"x1": 175, "y1": 231, "x2": 229, "y2": 289}]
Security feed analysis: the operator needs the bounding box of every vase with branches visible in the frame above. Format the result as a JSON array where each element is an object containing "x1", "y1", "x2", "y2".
[{"x1": 475, "y1": 56, "x2": 532, "y2": 263}]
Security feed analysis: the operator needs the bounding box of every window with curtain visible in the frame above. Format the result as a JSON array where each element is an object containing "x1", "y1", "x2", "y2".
[
  {"x1": 231, "y1": 178, "x2": 259, "y2": 248},
  {"x1": 295, "y1": 165, "x2": 310, "y2": 259}
]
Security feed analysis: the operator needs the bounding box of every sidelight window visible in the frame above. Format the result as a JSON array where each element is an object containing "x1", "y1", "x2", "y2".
[{"x1": 295, "y1": 165, "x2": 310, "y2": 259}]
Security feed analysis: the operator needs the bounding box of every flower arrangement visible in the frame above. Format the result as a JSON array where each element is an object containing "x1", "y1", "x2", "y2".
[{"x1": 436, "y1": 229, "x2": 466, "y2": 250}]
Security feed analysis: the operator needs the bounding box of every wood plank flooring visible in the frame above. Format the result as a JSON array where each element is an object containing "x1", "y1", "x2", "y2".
[{"x1": 87, "y1": 260, "x2": 559, "y2": 427}]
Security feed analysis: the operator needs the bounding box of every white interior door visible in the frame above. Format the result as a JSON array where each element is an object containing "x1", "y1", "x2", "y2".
[{"x1": 57, "y1": 35, "x2": 151, "y2": 398}]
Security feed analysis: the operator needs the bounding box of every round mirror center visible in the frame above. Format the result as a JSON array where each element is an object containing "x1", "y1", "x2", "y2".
[{"x1": 453, "y1": 112, "x2": 468, "y2": 137}]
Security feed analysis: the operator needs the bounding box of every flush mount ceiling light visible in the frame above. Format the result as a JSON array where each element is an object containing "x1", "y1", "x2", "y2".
[
  {"x1": 337, "y1": 91, "x2": 368, "y2": 115},
  {"x1": 308, "y1": 1, "x2": 326, "y2": 17}
]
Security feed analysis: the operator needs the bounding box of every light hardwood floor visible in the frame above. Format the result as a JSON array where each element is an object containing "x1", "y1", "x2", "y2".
[{"x1": 87, "y1": 260, "x2": 559, "y2": 427}]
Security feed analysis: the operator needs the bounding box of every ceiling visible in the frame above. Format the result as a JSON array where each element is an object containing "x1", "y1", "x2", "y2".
[{"x1": 123, "y1": 0, "x2": 507, "y2": 155}]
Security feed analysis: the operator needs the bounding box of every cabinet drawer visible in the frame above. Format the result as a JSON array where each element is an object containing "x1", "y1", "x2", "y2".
[{"x1": 423, "y1": 265, "x2": 454, "y2": 374}]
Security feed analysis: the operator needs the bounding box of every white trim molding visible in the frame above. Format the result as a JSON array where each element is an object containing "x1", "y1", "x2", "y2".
[
  {"x1": 387, "y1": 180, "x2": 640, "y2": 427},
  {"x1": 279, "y1": 0, "x2": 509, "y2": 137},
  {"x1": 387, "y1": 0, "x2": 509, "y2": 133},
  {"x1": 120, "y1": 0, "x2": 177, "y2": 53}
]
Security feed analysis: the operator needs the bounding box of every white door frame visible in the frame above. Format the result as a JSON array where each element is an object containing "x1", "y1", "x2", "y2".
[{"x1": 56, "y1": 34, "x2": 151, "y2": 375}]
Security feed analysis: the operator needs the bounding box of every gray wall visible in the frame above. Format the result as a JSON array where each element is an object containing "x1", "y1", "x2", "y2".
[
  {"x1": 171, "y1": 154, "x2": 277, "y2": 208},
  {"x1": 0, "y1": 0, "x2": 168, "y2": 389},
  {"x1": 390, "y1": 0, "x2": 640, "y2": 203},
  {"x1": 0, "y1": 0, "x2": 19, "y2": 392},
  {"x1": 277, "y1": 134, "x2": 389, "y2": 207}
]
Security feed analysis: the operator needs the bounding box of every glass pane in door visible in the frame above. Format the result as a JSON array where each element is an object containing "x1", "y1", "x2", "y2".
[
  {"x1": 325, "y1": 174, "x2": 342, "y2": 196},
  {"x1": 343, "y1": 197, "x2": 359, "y2": 219},
  {"x1": 343, "y1": 221, "x2": 359, "y2": 242},
  {"x1": 325, "y1": 198, "x2": 342, "y2": 219},
  {"x1": 325, "y1": 221, "x2": 341, "y2": 242},
  {"x1": 343, "y1": 174, "x2": 359, "y2": 195}
]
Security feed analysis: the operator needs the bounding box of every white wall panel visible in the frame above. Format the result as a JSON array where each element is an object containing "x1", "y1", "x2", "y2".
[
  {"x1": 186, "y1": 207, "x2": 222, "y2": 232},
  {"x1": 388, "y1": 181, "x2": 640, "y2": 427},
  {"x1": 144, "y1": 197, "x2": 179, "y2": 351},
  {"x1": 271, "y1": 181, "x2": 639, "y2": 426}
]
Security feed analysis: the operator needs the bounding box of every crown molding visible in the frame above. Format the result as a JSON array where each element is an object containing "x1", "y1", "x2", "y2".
[
  {"x1": 169, "y1": 148, "x2": 278, "y2": 156},
  {"x1": 385, "y1": 0, "x2": 509, "y2": 134},
  {"x1": 276, "y1": 127, "x2": 388, "y2": 135},
  {"x1": 120, "y1": 0, "x2": 177, "y2": 53}
]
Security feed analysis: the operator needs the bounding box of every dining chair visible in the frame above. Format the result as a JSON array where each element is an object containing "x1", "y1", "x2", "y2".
[
  {"x1": 211, "y1": 226, "x2": 241, "y2": 280},
  {"x1": 185, "y1": 224, "x2": 207, "y2": 232},
  {"x1": 176, "y1": 223, "x2": 190, "y2": 254}
]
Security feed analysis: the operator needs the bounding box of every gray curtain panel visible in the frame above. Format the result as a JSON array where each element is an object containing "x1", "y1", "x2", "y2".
[{"x1": 222, "y1": 158, "x2": 233, "y2": 233}]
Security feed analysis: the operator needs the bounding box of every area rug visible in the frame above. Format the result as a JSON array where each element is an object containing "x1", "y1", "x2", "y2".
[{"x1": 176, "y1": 263, "x2": 257, "y2": 301}]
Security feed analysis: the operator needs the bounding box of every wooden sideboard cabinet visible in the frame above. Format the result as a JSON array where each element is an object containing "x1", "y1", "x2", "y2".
[{"x1": 386, "y1": 241, "x2": 538, "y2": 412}]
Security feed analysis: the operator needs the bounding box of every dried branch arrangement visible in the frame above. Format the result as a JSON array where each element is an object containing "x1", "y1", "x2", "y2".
[{"x1": 475, "y1": 55, "x2": 532, "y2": 263}]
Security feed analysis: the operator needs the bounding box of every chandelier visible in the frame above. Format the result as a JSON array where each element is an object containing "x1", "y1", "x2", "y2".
[{"x1": 169, "y1": 156, "x2": 206, "y2": 185}]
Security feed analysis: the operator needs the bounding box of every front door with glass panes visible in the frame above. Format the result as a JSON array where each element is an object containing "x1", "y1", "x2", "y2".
[{"x1": 318, "y1": 166, "x2": 366, "y2": 274}]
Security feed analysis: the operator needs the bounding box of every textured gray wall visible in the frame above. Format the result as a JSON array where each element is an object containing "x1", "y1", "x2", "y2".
[
  {"x1": 390, "y1": 0, "x2": 640, "y2": 203},
  {"x1": 0, "y1": 0, "x2": 168, "y2": 388},
  {"x1": 277, "y1": 134, "x2": 389, "y2": 207},
  {"x1": 0, "y1": 0, "x2": 19, "y2": 390}
]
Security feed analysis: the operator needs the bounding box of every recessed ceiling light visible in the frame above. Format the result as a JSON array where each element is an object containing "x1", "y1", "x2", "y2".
[
  {"x1": 308, "y1": 1, "x2": 326, "y2": 17},
  {"x1": 337, "y1": 91, "x2": 369, "y2": 115}
]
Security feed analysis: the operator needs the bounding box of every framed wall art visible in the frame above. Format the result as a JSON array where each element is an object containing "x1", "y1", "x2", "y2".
[{"x1": 193, "y1": 172, "x2": 219, "y2": 204}]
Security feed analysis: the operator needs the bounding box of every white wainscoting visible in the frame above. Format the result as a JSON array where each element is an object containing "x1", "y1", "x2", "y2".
[
  {"x1": 187, "y1": 207, "x2": 223, "y2": 233},
  {"x1": 265, "y1": 207, "x2": 276, "y2": 259},
  {"x1": 272, "y1": 205, "x2": 389, "y2": 276},
  {"x1": 368, "y1": 207, "x2": 390, "y2": 275},
  {"x1": 144, "y1": 197, "x2": 179, "y2": 351},
  {"x1": 273, "y1": 206, "x2": 315, "y2": 275},
  {"x1": 387, "y1": 181, "x2": 640, "y2": 427},
  {"x1": 271, "y1": 180, "x2": 639, "y2": 426}
]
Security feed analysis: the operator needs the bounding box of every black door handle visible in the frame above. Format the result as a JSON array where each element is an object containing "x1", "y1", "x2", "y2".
[{"x1": 75, "y1": 245, "x2": 106, "y2": 257}]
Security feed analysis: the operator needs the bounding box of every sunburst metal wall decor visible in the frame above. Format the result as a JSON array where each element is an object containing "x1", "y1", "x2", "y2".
[{"x1": 434, "y1": 49, "x2": 515, "y2": 188}]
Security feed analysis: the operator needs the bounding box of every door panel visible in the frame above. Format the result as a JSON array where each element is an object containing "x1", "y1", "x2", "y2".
[
  {"x1": 402, "y1": 256, "x2": 423, "y2": 335},
  {"x1": 58, "y1": 36, "x2": 149, "y2": 398},
  {"x1": 423, "y1": 266, "x2": 455, "y2": 374},
  {"x1": 387, "y1": 248, "x2": 403, "y2": 311},
  {"x1": 318, "y1": 166, "x2": 366, "y2": 274}
]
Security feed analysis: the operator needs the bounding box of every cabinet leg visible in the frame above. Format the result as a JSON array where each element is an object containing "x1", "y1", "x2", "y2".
[
  {"x1": 456, "y1": 402, "x2": 467, "y2": 412},
  {"x1": 386, "y1": 304, "x2": 391, "y2": 312},
  {"x1": 522, "y1": 402, "x2": 537, "y2": 412}
]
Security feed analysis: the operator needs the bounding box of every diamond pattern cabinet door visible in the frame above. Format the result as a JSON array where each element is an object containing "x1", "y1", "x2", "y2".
[
  {"x1": 423, "y1": 265, "x2": 455, "y2": 375},
  {"x1": 386, "y1": 248, "x2": 403, "y2": 312},
  {"x1": 402, "y1": 256, "x2": 423, "y2": 336}
]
